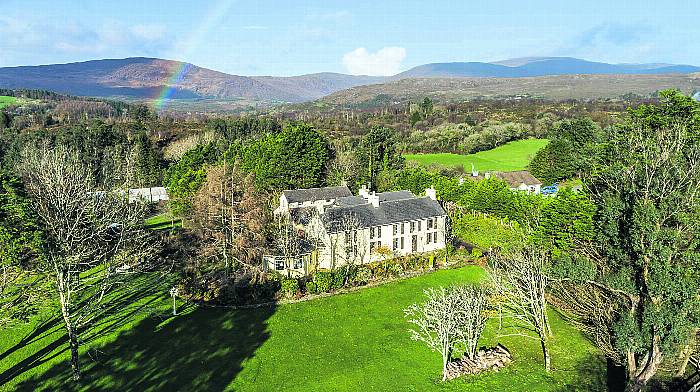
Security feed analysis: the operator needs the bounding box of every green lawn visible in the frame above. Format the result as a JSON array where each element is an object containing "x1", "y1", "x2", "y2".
[
  {"x1": 0, "y1": 96, "x2": 18, "y2": 109},
  {"x1": 404, "y1": 139, "x2": 549, "y2": 172},
  {"x1": 145, "y1": 212, "x2": 182, "y2": 230},
  {"x1": 0, "y1": 265, "x2": 609, "y2": 391}
]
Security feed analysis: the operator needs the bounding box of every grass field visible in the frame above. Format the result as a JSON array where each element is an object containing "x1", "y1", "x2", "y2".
[
  {"x1": 0, "y1": 265, "x2": 610, "y2": 391},
  {"x1": 404, "y1": 139, "x2": 549, "y2": 172},
  {"x1": 145, "y1": 212, "x2": 182, "y2": 231},
  {"x1": 0, "y1": 96, "x2": 18, "y2": 109}
]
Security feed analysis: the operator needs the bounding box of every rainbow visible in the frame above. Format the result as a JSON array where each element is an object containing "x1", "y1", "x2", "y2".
[
  {"x1": 153, "y1": 62, "x2": 193, "y2": 111},
  {"x1": 151, "y1": 0, "x2": 237, "y2": 111}
]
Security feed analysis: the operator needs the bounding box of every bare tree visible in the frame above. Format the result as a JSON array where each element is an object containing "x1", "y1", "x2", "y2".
[
  {"x1": 308, "y1": 211, "x2": 365, "y2": 271},
  {"x1": 20, "y1": 145, "x2": 156, "y2": 381},
  {"x1": 190, "y1": 163, "x2": 269, "y2": 289},
  {"x1": 333, "y1": 213, "x2": 367, "y2": 269},
  {"x1": 274, "y1": 213, "x2": 303, "y2": 277},
  {"x1": 489, "y1": 246, "x2": 553, "y2": 371},
  {"x1": 404, "y1": 285, "x2": 490, "y2": 381}
]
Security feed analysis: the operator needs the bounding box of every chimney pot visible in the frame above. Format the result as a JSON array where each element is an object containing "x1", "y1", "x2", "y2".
[
  {"x1": 368, "y1": 193, "x2": 380, "y2": 207},
  {"x1": 425, "y1": 187, "x2": 437, "y2": 201}
]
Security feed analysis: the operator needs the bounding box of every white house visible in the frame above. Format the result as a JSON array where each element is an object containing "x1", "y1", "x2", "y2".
[
  {"x1": 274, "y1": 186, "x2": 352, "y2": 216},
  {"x1": 461, "y1": 169, "x2": 542, "y2": 195},
  {"x1": 127, "y1": 187, "x2": 170, "y2": 203},
  {"x1": 268, "y1": 185, "x2": 447, "y2": 274},
  {"x1": 494, "y1": 171, "x2": 542, "y2": 194}
]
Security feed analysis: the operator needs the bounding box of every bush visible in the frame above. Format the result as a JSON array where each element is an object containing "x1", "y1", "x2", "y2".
[
  {"x1": 305, "y1": 280, "x2": 318, "y2": 295},
  {"x1": 354, "y1": 266, "x2": 373, "y2": 285},
  {"x1": 313, "y1": 271, "x2": 333, "y2": 293},
  {"x1": 388, "y1": 262, "x2": 404, "y2": 277},
  {"x1": 331, "y1": 269, "x2": 345, "y2": 289},
  {"x1": 470, "y1": 248, "x2": 483, "y2": 259},
  {"x1": 280, "y1": 277, "x2": 299, "y2": 299}
]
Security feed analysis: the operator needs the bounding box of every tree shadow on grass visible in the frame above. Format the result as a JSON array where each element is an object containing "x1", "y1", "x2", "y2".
[
  {"x1": 14, "y1": 303, "x2": 276, "y2": 391},
  {"x1": 0, "y1": 315, "x2": 63, "y2": 364},
  {"x1": 554, "y1": 354, "x2": 626, "y2": 392},
  {"x1": 0, "y1": 270, "x2": 179, "y2": 385},
  {"x1": 0, "y1": 281, "x2": 170, "y2": 387}
]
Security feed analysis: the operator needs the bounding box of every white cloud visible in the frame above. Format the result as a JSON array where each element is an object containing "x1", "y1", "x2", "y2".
[
  {"x1": 342, "y1": 47, "x2": 406, "y2": 76},
  {"x1": 0, "y1": 16, "x2": 172, "y2": 65}
]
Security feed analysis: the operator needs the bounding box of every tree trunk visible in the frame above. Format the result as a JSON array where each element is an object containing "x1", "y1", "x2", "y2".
[
  {"x1": 68, "y1": 330, "x2": 81, "y2": 381},
  {"x1": 676, "y1": 344, "x2": 692, "y2": 378},
  {"x1": 541, "y1": 338, "x2": 551, "y2": 372},
  {"x1": 625, "y1": 337, "x2": 663, "y2": 392},
  {"x1": 541, "y1": 294, "x2": 553, "y2": 337},
  {"x1": 626, "y1": 350, "x2": 637, "y2": 380},
  {"x1": 442, "y1": 352, "x2": 448, "y2": 381},
  {"x1": 58, "y1": 279, "x2": 81, "y2": 381}
]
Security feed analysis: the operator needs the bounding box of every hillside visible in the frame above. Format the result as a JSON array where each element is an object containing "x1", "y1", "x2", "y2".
[
  {"x1": 321, "y1": 73, "x2": 700, "y2": 106},
  {"x1": 1, "y1": 57, "x2": 700, "y2": 108},
  {"x1": 0, "y1": 58, "x2": 385, "y2": 103}
]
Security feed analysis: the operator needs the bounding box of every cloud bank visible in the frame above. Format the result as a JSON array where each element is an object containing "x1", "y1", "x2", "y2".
[
  {"x1": 342, "y1": 47, "x2": 406, "y2": 76},
  {"x1": 0, "y1": 16, "x2": 171, "y2": 66}
]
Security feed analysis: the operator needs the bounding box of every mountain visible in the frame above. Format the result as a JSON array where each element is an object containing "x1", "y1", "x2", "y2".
[
  {"x1": 0, "y1": 58, "x2": 385, "y2": 103},
  {"x1": 396, "y1": 57, "x2": 700, "y2": 79},
  {"x1": 0, "y1": 56, "x2": 699, "y2": 106},
  {"x1": 321, "y1": 73, "x2": 700, "y2": 107}
]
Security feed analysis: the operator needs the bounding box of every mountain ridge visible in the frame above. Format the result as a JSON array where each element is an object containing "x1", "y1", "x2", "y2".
[
  {"x1": 0, "y1": 56, "x2": 698, "y2": 105},
  {"x1": 396, "y1": 57, "x2": 700, "y2": 78}
]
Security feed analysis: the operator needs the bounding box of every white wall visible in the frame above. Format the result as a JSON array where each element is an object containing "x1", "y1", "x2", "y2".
[{"x1": 315, "y1": 216, "x2": 447, "y2": 269}]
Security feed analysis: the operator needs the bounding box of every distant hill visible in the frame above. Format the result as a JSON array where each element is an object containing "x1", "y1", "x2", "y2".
[
  {"x1": 0, "y1": 58, "x2": 385, "y2": 103},
  {"x1": 396, "y1": 57, "x2": 700, "y2": 79},
  {"x1": 1, "y1": 56, "x2": 699, "y2": 107},
  {"x1": 320, "y1": 73, "x2": 700, "y2": 107}
]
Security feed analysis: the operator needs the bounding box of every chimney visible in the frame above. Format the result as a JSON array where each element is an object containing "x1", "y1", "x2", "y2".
[
  {"x1": 368, "y1": 191, "x2": 380, "y2": 207},
  {"x1": 359, "y1": 184, "x2": 370, "y2": 198},
  {"x1": 425, "y1": 187, "x2": 437, "y2": 201}
]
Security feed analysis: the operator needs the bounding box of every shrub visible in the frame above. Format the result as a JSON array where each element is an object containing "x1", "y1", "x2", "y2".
[
  {"x1": 314, "y1": 271, "x2": 333, "y2": 292},
  {"x1": 388, "y1": 262, "x2": 404, "y2": 277},
  {"x1": 331, "y1": 268, "x2": 346, "y2": 289},
  {"x1": 305, "y1": 280, "x2": 318, "y2": 295},
  {"x1": 280, "y1": 277, "x2": 299, "y2": 299},
  {"x1": 470, "y1": 248, "x2": 483, "y2": 259},
  {"x1": 354, "y1": 266, "x2": 373, "y2": 285},
  {"x1": 228, "y1": 273, "x2": 281, "y2": 305}
]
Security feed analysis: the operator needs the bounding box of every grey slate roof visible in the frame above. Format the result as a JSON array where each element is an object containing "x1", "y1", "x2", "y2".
[
  {"x1": 323, "y1": 197, "x2": 446, "y2": 233},
  {"x1": 282, "y1": 186, "x2": 352, "y2": 204},
  {"x1": 495, "y1": 170, "x2": 542, "y2": 187},
  {"x1": 378, "y1": 190, "x2": 414, "y2": 202},
  {"x1": 334, "y1": 195, "x2": 367, "y2": 207}
]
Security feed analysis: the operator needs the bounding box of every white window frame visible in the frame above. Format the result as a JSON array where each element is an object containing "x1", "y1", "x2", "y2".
[{"x1": 275, "y1": 258, "x2": 284, "y2": 271}]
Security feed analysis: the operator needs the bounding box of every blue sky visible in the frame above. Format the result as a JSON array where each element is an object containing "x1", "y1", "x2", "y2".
[{"x1": 1, "y1": 0, "x2": 698, "y2": 76}]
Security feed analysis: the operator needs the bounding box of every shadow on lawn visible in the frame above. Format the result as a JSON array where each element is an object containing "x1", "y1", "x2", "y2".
[
  {"x1": 0, "y1": 274, "x2": 172, "y2": 387},
  {"x1": 553, "y1": 354, "x2": 626, "y2": 392},
  {"x1": 14, "y1": 303, "x2": 276, "y2": 391}
]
